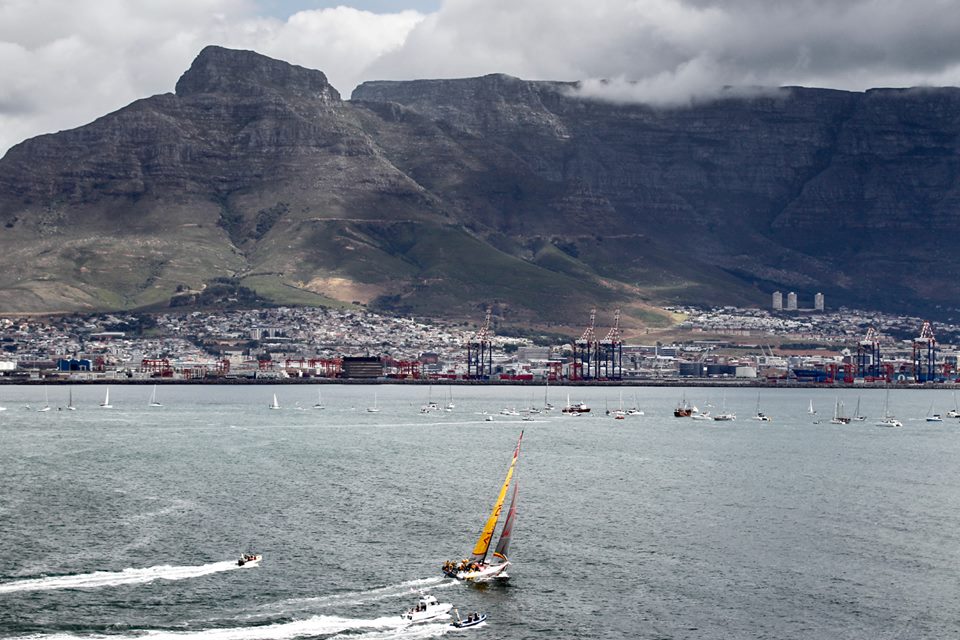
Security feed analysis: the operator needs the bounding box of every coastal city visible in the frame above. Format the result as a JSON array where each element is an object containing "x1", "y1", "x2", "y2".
[{"x1": 2, "y1": 299, "x2": 959, "y2": 385}]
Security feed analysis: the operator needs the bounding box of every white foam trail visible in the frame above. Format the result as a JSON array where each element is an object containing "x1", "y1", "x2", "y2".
[
  {"x1": 330, "y1": 621, "x2": 452, "y2": 640},
  {"x1": 0, "y1": 561, "x2": 238, "y2": 594},
  {"x1": 13, "y1": 614, "x2": 410, "y2": 640},
  {"x1": 258, "y1": 577, "x2": 454, "y2": 613}
]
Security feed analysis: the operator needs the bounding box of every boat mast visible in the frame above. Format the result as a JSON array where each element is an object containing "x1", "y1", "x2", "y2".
[{"x1": 470, "y1": 431, "x2": 523, "y2": 564}]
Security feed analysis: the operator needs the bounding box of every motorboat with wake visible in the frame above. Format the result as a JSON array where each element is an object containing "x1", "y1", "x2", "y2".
[
  {"x1": 442, "y1": 431, "x2": 522, "y2": 582},
  {"x1": 400, "y1": 593, "x2": 452, "y2": 623},
  {"x1": 451, "y1": 610, "x2": 487, "y2": 629},
  {"x1": 237, "y1": 553, "x2": 262, "y2": 567}
]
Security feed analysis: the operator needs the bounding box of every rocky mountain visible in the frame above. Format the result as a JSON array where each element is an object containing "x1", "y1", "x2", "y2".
[{"x1": 2, "y1": 46, "x2": 959, "y2": 328}]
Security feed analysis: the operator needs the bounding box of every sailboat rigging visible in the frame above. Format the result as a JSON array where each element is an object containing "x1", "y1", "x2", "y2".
[
  {"x1": 148, "y1": 385, "x2": 163, "y2": 407},
  {"x1": 37, "y1": 386, "x2": 51, "y2": 412},
  {"x1": 367, "y1": 391, "x2": 380, "y2": 413},
  {"x1": 442, "y1": 431, "x2": 523, "y2": 582}
]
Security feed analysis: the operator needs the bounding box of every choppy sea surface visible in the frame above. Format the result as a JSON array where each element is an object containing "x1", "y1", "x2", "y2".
[{"x1": 2, "y1": 384, "x2": 959, "y2": 640}]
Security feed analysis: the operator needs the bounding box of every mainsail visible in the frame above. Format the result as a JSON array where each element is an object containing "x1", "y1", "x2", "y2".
[
  {"x1": 469, "y1": 431, "x2": 523, "y2": 563},
  {"x1": 492, "y1": 481, "x2": 518, "y2": 561}
]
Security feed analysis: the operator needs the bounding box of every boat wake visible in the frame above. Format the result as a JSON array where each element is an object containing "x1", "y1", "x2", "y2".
[
  {"x1": 0, "y1": 561, "x2": 239, "y2": 594},
  {"x1": 256, "y1": 576, "x2": 456, "y2": 616},
  {"x1": 11, "y1": 614, "x2": 446, "y2": 640}
]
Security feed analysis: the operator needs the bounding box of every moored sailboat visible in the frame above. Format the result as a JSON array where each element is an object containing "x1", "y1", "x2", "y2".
[{"x1": 442, "y1": 431, "x2": 522, "y2": 582}]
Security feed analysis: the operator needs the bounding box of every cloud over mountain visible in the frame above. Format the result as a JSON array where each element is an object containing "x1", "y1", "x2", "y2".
[{"x1": 3, "y1": 0, "x2": 960, "y2": 154}]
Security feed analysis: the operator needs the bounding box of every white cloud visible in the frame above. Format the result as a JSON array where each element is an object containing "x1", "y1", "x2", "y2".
[
  {"x1": 0, "y1": 0, "x2": 424, "y2": 155},
  {"x1": 3, "y1": 0, "x2": 960, "y2": 155}
]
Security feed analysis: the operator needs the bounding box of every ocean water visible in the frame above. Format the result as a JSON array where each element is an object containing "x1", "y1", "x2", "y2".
[{"x1": 1, "y1": 384, "x2": 959, "y2": 640}]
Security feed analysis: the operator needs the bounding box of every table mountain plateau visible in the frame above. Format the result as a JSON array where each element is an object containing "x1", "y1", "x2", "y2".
[{"x1": 2, "y1": 45, "x2": 959, "y2": 327}]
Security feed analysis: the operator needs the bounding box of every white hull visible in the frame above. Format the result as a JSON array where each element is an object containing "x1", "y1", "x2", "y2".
[
  {"x1": 452, "y1": 562, "x2": 510, "y2": 582},
  {"x1": 401, "y1": 603, "x2": 452, "y2": 623}
]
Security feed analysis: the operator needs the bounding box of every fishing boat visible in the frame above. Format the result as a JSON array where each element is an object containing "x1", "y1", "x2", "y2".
[
  {"x1": 66, "y1": 387, "x2": 76, "y2": 411},
  {"x1": 268, "y1": 393, "x2": 280, "y2": 410},
  {"x1": 313, "y1": 389, "x2": 325, "y2": 409},
  {"x1": 442, "y1": 432, "x2": 522, "y2": 582},
  {"x1": 674, "y1": 394, "x2": 696, "y2": 417},
  {"x1": 562, "y1": 395, "x2": 590, "y2": 413},
  {"x1": 876, "y1": 390, "x2": 902, "y2": 428},
  {"x1": 367, "y1": 392, "x2": 380, "y2": 413},
  {"x1": 400, "y1": 593, "x2": 452, "y2": 623},
  {"x1": 148, "y1": 384, "x2": 163, "y2": 407},
  {"x1": 100, "y1": 387, "x2": 113, "y2": 409},
  {"x1": 450, "y1": 610, "x2": 487, "y2": 629},
  {"x1": 830, "y1": 398, "x2": 851, "y2": 424},
  {"x1": 236, "y1": 553, "x2": 262, "y2": 567}
]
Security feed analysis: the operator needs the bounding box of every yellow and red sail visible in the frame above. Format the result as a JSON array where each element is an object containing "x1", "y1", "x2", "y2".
[{"x1": 469, "y1": 431, "x2": 523, "y2": 563}]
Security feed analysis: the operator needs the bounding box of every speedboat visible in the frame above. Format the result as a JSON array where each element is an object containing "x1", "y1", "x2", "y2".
[
  {"x1": 400, "y1": 593, "x2": 452, "y2": 623},
  {"x1": 451, "y1": 611, "x2": 487, "y2": 629},
  {"x1": 237, "y1": 553, "x2": 262, "y2": 567}
]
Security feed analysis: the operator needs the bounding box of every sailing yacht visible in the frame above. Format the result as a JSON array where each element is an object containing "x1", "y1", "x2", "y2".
[
  {"x1": 627, "y1": 392, "x2": 644, "y2": 416},
  {"x1": 66, "y1": 387, "x2": 76, "y2": 411},
  {"x1": 442, "y1": 432, "x2": 522, "y2": 582},
  {"x1": 37, "y1": 386, "x2": 51, "y2": 412},
  {"x1": 876, "y1": 390, "x2": 902, "y2": 427},
  {"x1": 445, "y1": 386, "x2": 455, "y2": 411},
  {"x1": 713, "y1": 394, "x2": 735, "y2": 421},
  {"x1": 807, "y1": 399, "x2": 817, "y2": 415},
  {"x1": 947, "y1": 392, "x2": 960, "y2": 418},
  {"x1": 829, "y1": 398, "x2": 851, "y2": 424},
  {"x1": 100, "y1": 387, "x2": 113, "y2": 408},
  {"x1": 313, "y1": 389, "x2": 325, "y2": 409},
  {"x1": 610, "y1": 392, "x2": 626, "y2": 420},
  {"x1": 851, "y1": 397, "x2": 865, "y2": 422},
  {"x1": 148, "y1": 385, "x2": 163, "y2": 407},
  {"x1": 268, "y1": 393, "x2": 281, "y2": 410},
  {"x1": 420, "y1": 386, "x2": 440, "y2": 413},
  {"x1": 367, "y1": 391, "x2": 380, "y2": 413},
  {"x1": 543, "y1": 378, "x2": 554, "y2": 411},
  {"x1": 925, "y1": 402, "x2": 943, "y2": 422},
  {"x1": 753, "y1": 394, "x2": 771, "y2": 421}
]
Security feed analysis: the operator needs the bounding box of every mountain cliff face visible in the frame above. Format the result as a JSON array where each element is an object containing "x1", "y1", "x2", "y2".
[{"x1": 1, "y1": 46, "x2": 959, "y2": 324}]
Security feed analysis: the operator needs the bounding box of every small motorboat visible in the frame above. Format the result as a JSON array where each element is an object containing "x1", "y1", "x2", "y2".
[
  {"x1": 451, "y1": 610, "x2": 487, "y2": 629},
  {"x1": 400, "y1": 593, "x2": 452, "y2": 623},
  {"x1": 237, "y1": 553, "x2": 262, "y2": 567}
]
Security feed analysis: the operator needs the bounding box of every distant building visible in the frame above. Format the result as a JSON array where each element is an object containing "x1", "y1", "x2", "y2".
[
  {"x1": 814, "y1": 292, "x2": 825, "y2": 311},
  {"x1": 341, "y1": 356, "x2": 383, "y2": 379},
  {"x1": 786, "y1": 292, "x2": 798, "y2": 311},
  {"x1": 772, "y1": 291, "x2": 783, "y2": 311}
]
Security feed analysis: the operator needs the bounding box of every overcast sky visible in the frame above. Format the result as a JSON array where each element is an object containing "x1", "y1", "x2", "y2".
[{"x1": 2, "y1": 0, "x2": 960, "y2": 155}]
